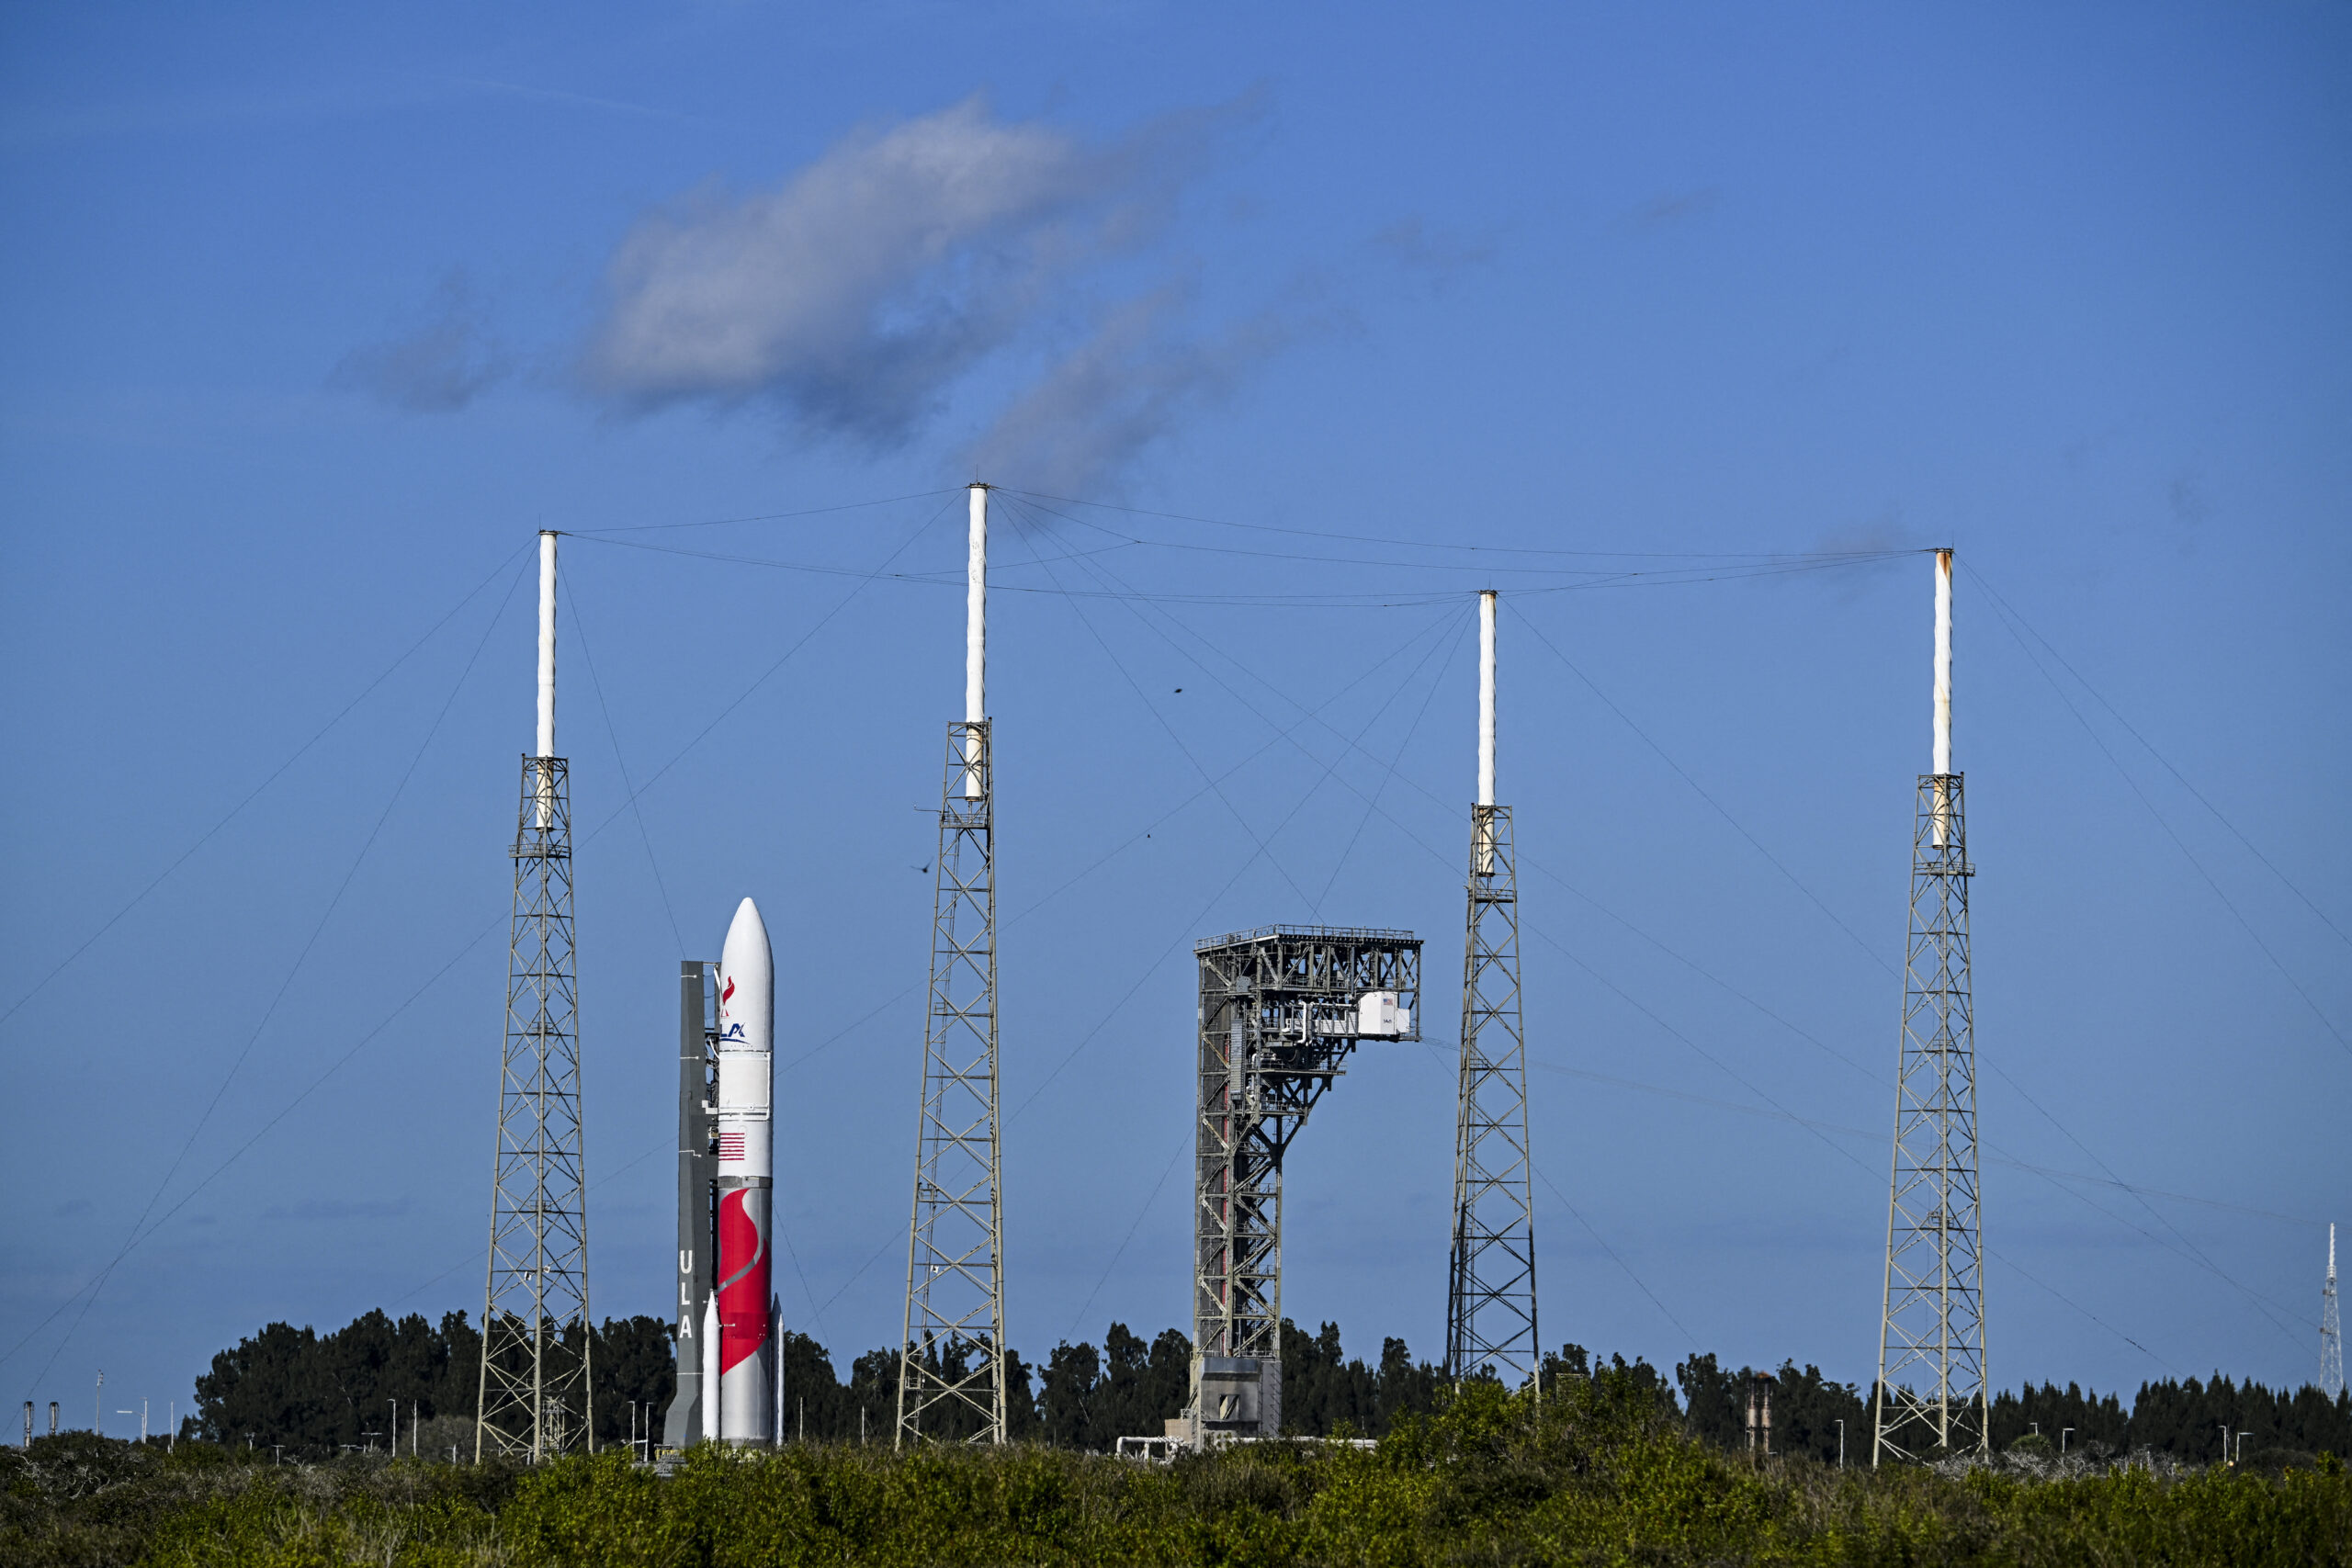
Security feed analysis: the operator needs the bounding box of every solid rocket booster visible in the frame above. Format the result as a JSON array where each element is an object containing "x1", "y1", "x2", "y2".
[
  {"x1": 715, "y1": 897, "x2": 775, "y2": 1444},
  {"x1": 701, "y1": 1295, "x2": 720, "y2": 1443}
]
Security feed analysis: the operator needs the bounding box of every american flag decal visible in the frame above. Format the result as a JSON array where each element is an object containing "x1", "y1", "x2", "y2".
[{"x1": 719, "y1": 1131, "x2": 744, "y2": 1161}]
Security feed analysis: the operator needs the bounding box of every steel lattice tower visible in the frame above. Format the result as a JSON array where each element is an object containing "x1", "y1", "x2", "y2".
[
  {"x1": 478, "y1": 534, "x2": 592, "y2": 1462},
  {"x1": 1873, "y1": 549, "x2": 1986, "y2": 1463},
  {"x1": 1193, "y1": 926, "x2": 1421, "y2": 1440},
  {"x1": 899, "y1": 486, "x2": 1007, "y2": 1446},
  {"x1": 2323, "y1": 1224, "x2": 2343, "y2": 1400},
  {"x1": 1448, "y1": 592, "x2": 1536, "y2": 1388}
]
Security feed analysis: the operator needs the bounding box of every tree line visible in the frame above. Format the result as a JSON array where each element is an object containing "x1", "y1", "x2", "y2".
[
  {"x1": 188, "y1": 1309, "x2": 674, "y2": 1460},
  {"x1": 188, "y1": 1306, "x2": 2351, "y2": 1464}
]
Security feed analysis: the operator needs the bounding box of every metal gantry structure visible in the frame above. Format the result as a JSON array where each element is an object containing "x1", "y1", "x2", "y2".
[
  {"x1": 899, "y1": 486, "x2": 1008, "y2": 1447},
  {"x1": 1193, "y1": 925, "x2": 1421, "y2": 1440},
  {"x1": 1447, "y1": 591, "x2": 1537, "y2": 1388},
  {"x1": 1873, "y1": 550, "x2": 1987, "y2": 1463},
  {"x1": 2324, "y1": 1223, "x2": 2344, "y2": 1401},
  {"x1": 478, "y1": 533, "x2": 593, "y2": 1462}
]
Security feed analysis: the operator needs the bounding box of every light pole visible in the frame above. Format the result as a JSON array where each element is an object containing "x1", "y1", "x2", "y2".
[
  {"x1": 2237, "y1": 1431, "x2": 2252, "y2": 1466},
  {"x1": 1836, "y1": 1418, "x2": 1846, "y2": 1469},
  {"x1": 95, "y1": 1371, "x2": 103, "y2": 1435},
  {"x1": 2061, "y1": 1427, "x2": 2073, "y2": 1457}
]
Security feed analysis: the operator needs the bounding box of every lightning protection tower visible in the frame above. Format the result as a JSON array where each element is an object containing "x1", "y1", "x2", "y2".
[
  {"x1": 1193, "y1": 925, "x2": 1421, "y2": 1442},
  {"x1": 898, "y1": 484, "x2": 1009, "y2": 1446},
  {"x1": 477, "y1": 532, "x2": 592, "y2": 1462},
  {"x1": 2323, "y1": 1224, "x2": 2343, "y2": 1400},
  {"x1": 1447, "y1": 590, "x2": 1538, "y2": 1389},
  {"x1": 1872, "y1": 548, "x2": 1988, "y2": 1463}
]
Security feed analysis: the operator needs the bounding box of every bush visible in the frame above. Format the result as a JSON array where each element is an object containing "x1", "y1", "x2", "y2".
[{"x1": 4, "y1": 1380, "x2": 2348, "y2": 1566}]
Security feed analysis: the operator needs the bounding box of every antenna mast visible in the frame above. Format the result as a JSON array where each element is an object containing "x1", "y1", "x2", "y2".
[
  {"x1": 1447, "y1": 590, "x2": 1538, "y2": 1388},
  {"x1": 898, "y1": 483, "x2": 1008, "y2": 1445},
  {"x1": 2324, "y1": 1223, "x2": 2344, "y2": 1400},
  {"x1": 478, "y1": 531, "x2": 592, "y2": 1461},
  {"x1": 1872, "y1": 548, "x2": 1987, "y2": 1462}
]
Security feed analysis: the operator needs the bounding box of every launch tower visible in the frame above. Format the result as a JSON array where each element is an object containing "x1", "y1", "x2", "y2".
[
  {"x1": 1872, "y1": 548, "x2": 1988, "y2": 1462},
  {"x1": 1191, "y1": 925, "x2": 1420, "y2": 1442},
  {"x1": 1447, "y1": 591, "x2": 1538, "y2": 1388},
  {"x1": 477, "y1": 531, "x2": 593, "y2": 1461},
  {"x1": 2324, "y1": 1223, "x2": 2343, "y2": 1401},
  {"x1": 898, "y1": 484, "x2": 1009, "y2": 1446}
]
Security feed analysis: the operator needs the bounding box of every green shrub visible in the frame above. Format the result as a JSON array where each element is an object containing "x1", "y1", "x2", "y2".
[{"x1": 2, "y1": 1382, "x2": 2346, "y2": 1566}]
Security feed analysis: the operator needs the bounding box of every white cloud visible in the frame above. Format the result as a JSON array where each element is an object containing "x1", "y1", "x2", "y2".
[
  {"x1": 583, "y1": 96, "x2": 1204, "y2": 441},
  {"x1": 578, "y1": 94, "x2": 1291, "y2": 484},
  {"x1": 970, "y1": 285, "x2": 1295, "y2": 496}
]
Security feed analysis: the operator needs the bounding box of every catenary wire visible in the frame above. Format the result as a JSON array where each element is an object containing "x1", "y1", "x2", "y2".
[
  {"x1": 0, "y1": 539, "x2": 536, "y2": 1034},
  {"x1": 1511, "y1": 609, "x2": 1896, "y2": 978},
  {"x1": 64, "y1": 510, "x2": 2304, "y2": 1401},
  {"x1": 356, "y1": 601, "x2": 1473, "y2": 1337},
  {"x1": 1034, "y1": 555, "x2": 2274, "y2": 1365},
  {"x1": 7, "y1": 510, "x2": 948, "y2": 1382},
  {"x1": 569, "y1": 569, "x2": 686, "y2": 955},
  {"x1": 562, "y1": 496, "x2": 958, "y2": 831},
  {"x1": 1966, "y1": 563, "x2": 2349, "y2": 1061},
  {"x1": 7, "y1": 554, "x2": 533, "y2": 1381},
  {"x1": 1077, "y1": 569, "x2": 2270, "y2": 1354},
  {"x1": 1062, "y1": 1134, "x2": 1191, "y2": 1346},
  {"x1": 1962, "y1": 561, "x2": 2350, "y2": 956},
  {"x1": 1012, "y1": 488, "x2": 1922, "y2": 585},
  {"x1": 1000, "y1": 485, "x2": 1925, "y2": 563},
  {"x1": 566, "y1": 489, "x2": 961, "y2": 535},
  {"x1": 352, "y1": 577, "x2": 1471, "y2": 1343},
  {"x1": 1527, "y1": 1060, "x2": 2318, "y2": 1229},
  {"x1": 1008, "y1": 509, "x2": 1317, "y2": 907},
  {"x1": 1530, "y1": 1162, "x2": 1697, "y2": 1345}
]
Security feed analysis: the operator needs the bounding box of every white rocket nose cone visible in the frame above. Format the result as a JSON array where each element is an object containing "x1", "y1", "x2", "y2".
[
  {"x1": 724, "y1": 897, "x2": 771, "y2": 964},
  {"x1": 718, "y1": 897, "x2": 775, "y2": 1054}
]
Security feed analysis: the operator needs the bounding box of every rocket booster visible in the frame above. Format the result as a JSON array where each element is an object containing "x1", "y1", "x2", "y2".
[{"x1": 716, "y1": 897, "x2": 775, "y2": 1444}]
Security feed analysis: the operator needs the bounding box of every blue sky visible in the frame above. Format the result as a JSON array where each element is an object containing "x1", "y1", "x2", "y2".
[{"x1": 3, "y1": 2, "x2": 2346, "y2": 1436}]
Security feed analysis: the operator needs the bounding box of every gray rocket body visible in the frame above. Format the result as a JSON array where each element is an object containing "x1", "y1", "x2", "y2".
[{"x1": 662, "y1": 962, "x2": 716, "y2": 1452}]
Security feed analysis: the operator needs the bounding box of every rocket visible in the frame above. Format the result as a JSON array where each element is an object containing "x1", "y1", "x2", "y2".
[{"x1": 715, "y1": 897, "x2": 775, "y2": 1443}]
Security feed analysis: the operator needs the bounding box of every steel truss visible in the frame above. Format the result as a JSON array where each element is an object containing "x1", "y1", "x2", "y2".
[
  {"x1": 478, "y1": 755, "x2": 592, "y2": 1461},
  {"x1": 1447, "y1": 804, "x2": 1537, "y2": 1386},
  {"x1": 1194, "y1": 925, "x2": 1421, "y2": 1435},
  {"x1": 2323, "y1": 1226, "x2": 2342, "y2": 1400},
  {"x1": 899, "y1": 720, "x2": 1007, "y2": 1445},
  {"x1": 1873, "y1": 772, "x2": 1987, "y2": 1462}
]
